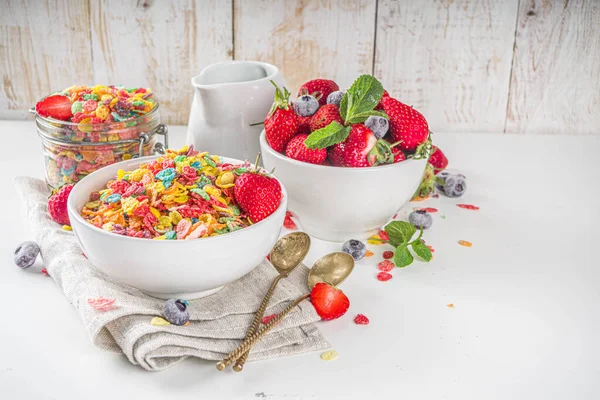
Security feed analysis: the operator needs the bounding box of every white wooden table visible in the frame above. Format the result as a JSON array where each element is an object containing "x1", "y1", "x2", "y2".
[{"x1": 1, "y1": 121, "x2": 599, "y2": 400}]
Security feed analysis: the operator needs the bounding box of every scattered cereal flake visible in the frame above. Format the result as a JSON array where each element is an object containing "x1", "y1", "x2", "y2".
[
  {"x1": 415, "y1": 207, "x2": 438, "y2": 213},
  {"x1": 382, "y1": 251, "x2": 394, "y2": 259},
  {"x1": 411, "y1": 196, "x2": 429, "y2": 202},
  {"x1": 354, "y1": 314, "x2": 370, "y2": 325},
  {"x1": 378, "y1": 260, "x2": 394, "y2": 272},
  {"x1": 364, "y1": 250, "x2": 374, "y2": 257},
  {"x1": 457, "y1": 204, "x2": 479, "y2": 210},
  {"x1": 88, "y1": 297, "x2": 117, "y2": 312},
  {"x1": 458, "y1": 240, "x2": 472, "y2": 247},
  {"x1": 447, "y1": 303, "x2": 455, "y2": 308},
  {"x1": 440, "y1": 215, "x2": 446, "y2": 219},
  {"x1": 367, "y1": 235, "x2": 383, "y2": 245},
  {"x1": 150, "y1": 316, "x2": 171, "y2": 326},
  {"x1": 183, "y1": 321, "x2": 191, "y2": 326},
  {"x1": 320, "y1": 350, "x2": 339, "y2": 361},
  {"x1": 41, "y1": 268, "x2": 49, "y2": 276},
  {"x1": 377, "y1": 272, "x2": 393, "y2": 281},
  {"x1": 62, "y1": 225, "x2": 72, "y2": 231},
  {"x1": 432, "y1": 193, "x2": 440, "y2": 199},
  {"x1": 261, "y1": 314, "x2": 277, "y2": 325},
  {"x1": 283, "y1": 215, "x2": 297, "y2": 229}
]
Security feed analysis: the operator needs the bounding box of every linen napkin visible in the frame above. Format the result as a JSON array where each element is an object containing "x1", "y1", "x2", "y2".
[{"x1": 14, "y1": 177, "x2": 329, "y2": 371}]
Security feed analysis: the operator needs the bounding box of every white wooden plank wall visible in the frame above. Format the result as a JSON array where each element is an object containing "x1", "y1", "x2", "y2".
[{"x1": 1, "y1": 0, "x2": 598, "y2": 134}]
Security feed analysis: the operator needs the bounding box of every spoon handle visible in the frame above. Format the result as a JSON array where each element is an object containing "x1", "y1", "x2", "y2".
[
  {"x1": 232, "y1": 274, "x2": 284, "y2": 372},
  {"x1": 216, "y1": 293, "x2": 310, "y2": 371}
]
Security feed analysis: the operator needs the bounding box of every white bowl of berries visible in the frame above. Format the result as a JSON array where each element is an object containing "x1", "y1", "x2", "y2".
[
  {"x1": 259, "y1": 75, "x2": 431, "y2": 242},
  {"x1": 67, "y1": 150, "x2": 286, "y2": 300}
]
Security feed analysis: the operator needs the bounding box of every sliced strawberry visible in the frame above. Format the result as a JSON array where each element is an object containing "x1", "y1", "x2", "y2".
[
  {"x1": 35, "y1": 95, "x2": 73, "y2": 121},
  {"x1": 310, "y1": 282, "x2": 350, "y2": 321}
]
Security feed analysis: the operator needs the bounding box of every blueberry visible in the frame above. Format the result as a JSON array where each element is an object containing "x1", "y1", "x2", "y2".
[
  {"x1": 365, "y1": 116, "x2": 389, "y2": 139},
  {"x1": 409, "y1": 210, "x2": 433, "y2": 230},
  {"x1": 443, "y1": 176, "x2": 467, "y2": 198},
  {"x1": 342, "y1": 239, "x2": 367, "y2": 261},
  {"x1": 326, "y1": 91, "x2": 345, "y2": 107},
  {"x1": 293, "y1": 95, "x2": 319, "y2": 117},
  {"x1": 162, "y1": 299, "x2": 190, "y2": 326},
  {"x1": 14, "y1": 241, "x2": 40, "y2": 269}
]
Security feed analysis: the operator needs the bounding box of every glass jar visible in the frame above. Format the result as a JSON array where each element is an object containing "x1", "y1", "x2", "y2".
[{"x1": 34, "y1": 105, "x2": 168, "y2": 189}]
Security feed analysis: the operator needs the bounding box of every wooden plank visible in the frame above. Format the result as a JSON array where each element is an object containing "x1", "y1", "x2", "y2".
[
  {"x1": 90, "y1": 0, "x2": 233, "y2": 125},
  {"x1": 506, "y1": 0, "x2": 600, "y2": 135},
  {"x1": 0, "y1": 0, "x2": 93, "y2": 119},
  {"x1": 374, "y1": 0, "x2": 520, "y2": 133},
  {"x1": 234, "y1": 0, "x2": 376, "y2": 95}
]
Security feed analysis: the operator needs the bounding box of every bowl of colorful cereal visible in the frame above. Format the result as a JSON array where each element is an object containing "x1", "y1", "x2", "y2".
[
  {"x1": 67, "y1": 146, "x2": 286, "y2": 299},
  {"x1": 33, "y1": 85, "x2": 168, "y2": 190}
]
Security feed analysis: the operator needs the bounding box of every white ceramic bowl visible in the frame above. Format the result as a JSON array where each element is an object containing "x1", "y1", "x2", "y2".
[
  {"x1": 67, "y1": 155, "x2": 286, "y2": 300},
  {"x1": 260, "y1": 130, "x2": 427, "y2": 242}
]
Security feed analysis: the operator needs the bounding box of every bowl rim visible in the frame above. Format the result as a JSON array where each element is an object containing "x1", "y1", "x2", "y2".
[
  {"x1": 67, "y1": 154, "x2": 287, "y2": 244},
  {"x1": 259, "y1": 129, "x2": 429, "y2": 171}
]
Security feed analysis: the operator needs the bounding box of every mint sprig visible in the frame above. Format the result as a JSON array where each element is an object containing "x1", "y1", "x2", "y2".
[
  {"x1": 305, "y1": 75, "x2": 387, "y2": 149},
  {"x1": 369, "y1": 221, "x2": 432, "y2": 268},
  {"x1": 304, "y1": 121, "x2": 350, "y2": 149}
]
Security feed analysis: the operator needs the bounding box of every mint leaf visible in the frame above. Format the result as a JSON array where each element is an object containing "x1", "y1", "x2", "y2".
[
  {"x1": 394, "y1": 243, "x2": 414, "y2": 268},
  {"x1": 346, "y1": 110, "x2": 388, "y2": 124},
  {"x1": 384, "y1": 221, "x2": 416, "y2": 244},
  {"x1": 411, "y1": 239, "x2": 433, "y2": 262},
  {"x1": 343, "y1": 75, "x2": 384, "y2": 125},
  {"x1": 339, "y1": 92, "x2": 348, "y2": 121},
  {"x1": 304, "y1": 121, "x2": 350, "y2": 149}
]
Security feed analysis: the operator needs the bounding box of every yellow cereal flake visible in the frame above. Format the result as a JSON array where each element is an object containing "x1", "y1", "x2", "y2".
[
  {"x1": 150, "y1": 317, "x2": 171, "y2": 326},
  {"x1": 320, "y1": 350, "x2": 339, "y2": 361},
  {"x1": 458, "y1": 240, "x2": 472, "y2": 247}
]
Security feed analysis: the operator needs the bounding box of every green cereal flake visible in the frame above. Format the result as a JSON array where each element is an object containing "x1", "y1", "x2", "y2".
[
  {"x1": 132, "y1": 100, "x2": 145, "y2": 106},
  {"x1": 227, "y1": 222, "x2": 241, "y2": 232},
  {"x1": 230, "y1": 205, "x2": 240, "y2": 216},
  {"x1": 190, "y1": 188, "x2": 210, "y2": 201},
  {"x1": 197, "y1": 175, "x2": 211, "y2": 188},
  {"x1": 174, "y1": 155, "x2": 186, "y2": 163},
  {"x1": 214, "y1": 227, "x2": 229, "y2": 235},
  {"x1": 219, "y1": 217, "x2": 236, "y2": 223},
  {"x1": 82, "y1": 94, "x2": 98, "y2": 101},
  {"x1": 204, "y1": 155, "x2": 217, "y2": 168}
]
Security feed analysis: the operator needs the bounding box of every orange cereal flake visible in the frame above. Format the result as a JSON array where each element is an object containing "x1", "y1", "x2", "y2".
[
  {"x1": 458, "y1": 240, "x2": 472, "y2": 247},
  {"x1": 364, "y1": 250, "x2": 374, "y2": 257},
  {"x1": 447, "y1": 303, "x2": 455, "y2": 308},
  {"x1": 411, "y1": 195, "x2": 430, "y2": 202}
]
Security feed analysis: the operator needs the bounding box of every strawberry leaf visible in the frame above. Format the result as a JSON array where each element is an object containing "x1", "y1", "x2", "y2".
[
  {"x1": 411, "y1": 239, "x2": 432, "y2": 262},
  {"x1": 385, "y1": 221, "x2": 416, "y2": 244},
  {"x1": 394, "y1": 243, "x2": 414, "y2": 268},
  {"x1": 304, "y1": 121, "x2": 350, "y2": 149},
  {"x1": 343, "y1": 75, "x2": 384, "y2": 125},
  {"x1": 347, "y1": 110, "x2": 388, "y2": 124}
]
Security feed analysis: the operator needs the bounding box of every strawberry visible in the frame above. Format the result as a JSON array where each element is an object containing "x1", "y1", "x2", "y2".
[
  {"x1": 328, "y1": 124, "x2": 394, "y2": 167},
  {"x1": 392, "y1": 146, "x2": 406, "y2": 163},
  {"x1": 48, "y1": 185, "x2": 74, "y2": 225},
  {"x1": 285, "y1": 134, "x2": 327, "y2": 164},
  {"x1": 375, "y1": 89, "x2": 390, "y2": 110},
  {"x1": 429, "y1": 146, "x2": 448, "y2": 173},
  {"x1": 234, "y1": 166, "x2": 282, "y2": 223},
  {"x1": 298, "y1": 79, "x2": 339, "y2": 106},
  {"x1": 381, "y1": 97, "x2": 429, "y2": 151},
  {"x1": 309, "y1": 104, "x2": 343, "y2": 132},
  {"x1": 296, "y1": 114, "x2": 312, "y2": 134},
  {"x1": 310, "y1": 282, "x2": 350, "y2": 321},
  {"x1": 265, "y1": 82, "x2": 298, "y2": 153},
  {"x1": 35, "y1": 95, "x2": 73, "y2": 121}
]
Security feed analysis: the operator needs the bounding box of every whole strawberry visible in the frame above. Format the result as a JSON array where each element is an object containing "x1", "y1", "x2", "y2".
[
  {"x1": 298, "y1": 79, "x2": 340, "y2": 106},
  {"x1": 381, "y1": 97, "x2": 429, "y2": 151},
  {"x1": 309, "y1": 104, "x2": 343, "y2": 132},
  {"x1": 285, "y1": 134, "x2": 327, "y2": 164},
  {"x1": 310, "y1": 282, "x2": 350, "y2": 320},
  {"x1": 375, "y1": 89, "x2": 390, "y2": 110},
  {"x1": 48, "y1": 185, "x2": 74, "y2": 225},
  {"x1": 296, "y1": 115, "x2": 311, "y2": 134},
  {"x1": 328, "y1": 124, "x2": 394, "y2": 167},
  {"x1": 429, "y1": 146, "x2": 448, "y2": 174},
  {"x1": 234, "y1": 169, "x2": 282, "y2": 223},
  {"x1": 265, "y1": 82, "x2": 298, "y2": 153}
]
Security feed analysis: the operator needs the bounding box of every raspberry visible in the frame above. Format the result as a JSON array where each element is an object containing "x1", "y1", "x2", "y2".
[
  {"x1": 377, "y1": 272, "x2": 393, "y2": 281},
  {"x1": 378, "y1": 230, "x2": 389, "y2": 241},
  {"x1": 354, "y1": 314, "x2": 370, "y2": 325},
  {"x1": 382, "y1": 251, "x2": 394, "y2": 259},
  {"x1": 378, "y1": 260, "x2": 394, "y2": 272}
]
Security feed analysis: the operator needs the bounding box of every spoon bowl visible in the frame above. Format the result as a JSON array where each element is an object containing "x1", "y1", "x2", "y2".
[
  {"x1": 308, "y1": 252, "x2": 355, "y2": 289},
  {"x1": 269, "y1": 232, "x2": 311, "y2": 276}
]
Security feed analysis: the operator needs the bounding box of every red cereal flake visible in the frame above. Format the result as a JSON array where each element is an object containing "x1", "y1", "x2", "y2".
[
  {"x1": 457, "y1": 204, "x2": 479, "y2": 210},
  {"x1": 41, "y1": 268, "x2": 49, "y2": 276},
  {"x1": 378, "y1": 230, "x2": 389, "y2": 241},
  {"x1": 364, "y1": 250, "x2": 374, "y2": 257},
  {"x1": 377, "y1": 272, "x2": 393, "y2": 281},
  {"x1": 419, "y1": 207, "x2": 438, "y2": 213},
  {"x1": 354, "y1": 314, "x2": 370, "y2": 325},
  {"x1": 261, "y1": 314, "x2": 277, "y2": 325},
  {"x1": 378, "y1": 260, "x2": 394, "y2": 272},
  {"x1": 382, "y1": 251, "x2": 394, "y2": 259}
]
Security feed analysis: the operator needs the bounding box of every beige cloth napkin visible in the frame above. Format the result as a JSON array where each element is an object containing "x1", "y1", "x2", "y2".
[{"x1": 14, "y1": 177, "x2": 329, "y2": 371}]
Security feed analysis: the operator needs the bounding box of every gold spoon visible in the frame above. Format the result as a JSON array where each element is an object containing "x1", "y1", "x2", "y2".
[
  {"x1": 217, "y1": 251, "x2": 354, "y2": 371},
  {"x1": 231, "y1": 232, "x2": 311, "y2": 372}
]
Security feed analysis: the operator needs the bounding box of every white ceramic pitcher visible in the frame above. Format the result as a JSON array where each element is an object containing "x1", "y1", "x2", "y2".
[{"x1": 186, "y1": 61, "x2": 285, "y2": 162}]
